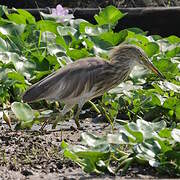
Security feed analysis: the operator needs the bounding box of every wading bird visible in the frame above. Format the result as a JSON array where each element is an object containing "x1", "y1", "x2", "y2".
[{"x1": 23, "y1": 44, "x2": 164, "y2": 128}]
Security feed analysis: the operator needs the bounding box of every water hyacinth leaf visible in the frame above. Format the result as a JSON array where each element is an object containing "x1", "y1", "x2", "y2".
[
  {"x1": 163, "y1": 97, "x2": 177, "y2": 110},
  {"x1": 153, "y1": 59, "x2": 179, "y2": 79},
  {"x1": 127, "y1": 27, "x2": 147, "y2": 35},
  {"x1": 124, "y1": 122, "x2": 144, "y2": 142},
  {"x1": 0, "y1": 5, "x2": 7, "y2": 17},
  {"x1": 56, "y1": 36, "x2": 67, "y2": 49},
  {"x1": 37, "y1": 20, "x2": 58, "y2": 34},
  {"x1": 41, "y1": 31, "x2": 56, "y2": 43},
  {"x1": 15, "y1": 119, "x2": 34, "y2": 130},
  {"x1": 10, "y1": 53, "x2": 36, "y2": 78},
  {"x1": 149, "y1": 159, "x2": 160, "y2": 167},
  {"x1": 99, "y1": 30, "x2": 128, "y2": 46},
  {"x1": 8, "y1": 71, "x2": 26, "y2": 84},
  {"x1": 61, "y1": 140, "x2": 110, "y2": 173},
  {"x1": 136, "y1": 119, "x2": 160, "y2": 139},
  {"x1": 166, "y1": 46, "x2": 180, "y2": 58},
  {"x1": 79, "y1": 22, "x2": 96, "y2": 34},
  {"x1": 0, "y1": 22, "x2": 25, "y2": 36},
  {"x1": 82, "y1": 37, "x2": 94, "y2": 49},
  {"x1": 171, "y1": 129, "x2": 180, "y2": 142},
  {"x1": 0, "y1": 37, "x2": 8, "y2": 51},
  {"x1": 94, "y1": 6, "x2": 125, "y2": 25},
  {"x1": 90, "y1": 36, "x2": 111, "y2": 56},
  {"x1": 57, "y1": 26, "x2": 77, "y2": 36},
  {"x1": 155, "y1": 81, "x2": 180, "y2": 93},
  {"x1": 156, "y1": 138, "x2": 172, "y2": 153},
  {"x1": 70, "y1": 19, "x2": 87, "y2": 29},
  {"x1": 16, "y1": 9, "x2": 36, "y2": 24},
  {"x1": 175, "y1": 104, "x2": 180, "y2": 120},
  {"x1": 135, "y1": 141, "x2": 161, "y2": 159},
  {"x1": 150, "y1": 120, "x2": 166, "y2": 132},
  {"x1": 11, "y1": 102, "x2": 34, "y2": 121},
  {"x1": 126, "y1": 33, "x2": 149, "y2": 45},
  {"x1": 107, "y1": 133, "x2": 129, "y2": 144},
  {"x1": 158, "y1": 128, "x2": 172, "y2": 138},
  {"x1": 81, "y1": 132, "x2": 107, "y2": 147},
  {"x1": 166, "y1": 35, "x2": 180, "y2": 44},
  {"x1": 84, "y1": 26, "x2": 107, "y2": 36},
  {"x1": 163, "y1": 81, "x2": 180, "y2": 93},
  {"x1": 47, "y1": 44, "x2": 66, "y2": 56},
  {"x1": 7, "y1": 13, "x2": 27, "y2": 24},
  {"x1": 144, "y1": 42, "x2": 159, "y2": 57},
  {"x1": 67, "y1": 48, "x2": 89, "y2": 60},
  {"x1": 76, "y1": 152, "x2": 110, "y2": 173}
]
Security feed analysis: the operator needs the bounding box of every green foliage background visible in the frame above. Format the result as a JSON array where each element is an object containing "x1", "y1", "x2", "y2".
[{"x1": 0, "y1": 5, "x2": 179, "y2": 176}]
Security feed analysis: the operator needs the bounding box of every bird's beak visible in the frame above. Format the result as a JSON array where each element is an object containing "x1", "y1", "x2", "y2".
[{"x1": 142, "y1": 57, "x2": 165, "y2": 79}]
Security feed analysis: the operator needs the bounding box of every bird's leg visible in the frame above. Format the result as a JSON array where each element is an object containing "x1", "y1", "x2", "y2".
[
  {"x1": 74, "y1": 105, "x2": 80, "y2": 129},
  {"x1": 52, "y1": 104, "x2": 73, "y2": 129},
  {"x1": 74, "y1": 103, "x2": 84, "y2": 129}
]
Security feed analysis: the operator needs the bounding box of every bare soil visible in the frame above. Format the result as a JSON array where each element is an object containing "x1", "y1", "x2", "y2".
[{"x1": 0, "y1": 118, "x2": 166, "y2": 180}]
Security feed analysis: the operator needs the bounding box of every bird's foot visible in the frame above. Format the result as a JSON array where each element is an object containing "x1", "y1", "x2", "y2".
[{"x1": 52, "y1": 113, "x2": 65, "y2": 129}]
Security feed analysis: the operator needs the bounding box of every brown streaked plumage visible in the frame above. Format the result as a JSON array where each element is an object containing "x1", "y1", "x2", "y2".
[{"x1": 22, "y1": 44, "x2": 164, "y2": 128}]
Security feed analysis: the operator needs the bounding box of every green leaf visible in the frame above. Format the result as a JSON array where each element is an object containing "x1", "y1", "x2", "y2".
[
  {"x1": 0, "y1": 5, "x2": 8, "y2": 17},
  {"x1": 8, "y1": 71, "x2": 25, "y2": 84},
  {"x1": 159, "y1": 128, "x2": 171, "y2": 138},
  {"x1": 107, "y1": 133, "x2": 129, "y2": 144},
  {"x1": 81, "y1": 132, "x2": 107, "y2": 147},
  {"x1": 79, "y1": 22, "x2": 96, "y2": 34},
  {"x1": 56, "y1": 36, "x2": 67, "y2": 49},
  {"x1": 57, "y1": 26, "x2": 77, "y2": 36},
  {"x1": 0, "y1": 37, "x2": 8, "y2": 51},
  {"x1": 127, "y1": 27, "x2": 147, "y2": 35},
  {"x1": 7, "y1": 13, "x2": 26, "y2": 24},
  {"x1": 171, "y1": 129, "x2": 180, "y2": 142},
  {"x1": 99, "y1": 30, "x2": 128, "y2": 46},
  {"x1": 67, "y1": 48, "x2": 89, "y2": 60},
  {"x1": 153, "y1": 59, "x2": 179, "y2": 79},
  {"x1": 125, "y1": 122, "x2": 144, "y2": 142},
  {"x1": 166, "y1": 47, "x2": 180, "y2": 58},
  {"x1": 175, "y1": 104, "x2": 180, "y2": 120},
  {"x1": 150, "y1": 120, "x2": 166, "y2": 132},
  {"x1": 17, "y1": 9, "x2": 36, "y2": 24},
  {"x1": 15, "y1": 120, "x2": 34, "y2": 130},
  {"x1": 0, "y1": 21, "x2": 25, "y2": 36},
  {"x1": 126, "y1": 32, "x2": 149, "y2": 45},
  {"x1": 37, "y1": 20, "x2": 59, "y2": 34},
  {"x1": 84, "y1": 25, "x2": 108, "y2": 36},
  {"x1": 163, "y1": 97, "x2": 177, "y2": 110},
  {"x1": 61, "y1": 140, "x2": 69, "y2": 149},
  {"x1": 144, "y1": 42, "x2": 159, "y2": 57},
  {"x1": 166, "y1": 35, "x2": 180, "y2": 44},
  {"x1": 11, "y1": 102, "x2": 34, "y2": 121},
  {"x1": 94, "y1": 6, "x2": 125, "y2": 25},
  {"x1": 136, "y1": 119, "x2": 159, "y2": 139}
]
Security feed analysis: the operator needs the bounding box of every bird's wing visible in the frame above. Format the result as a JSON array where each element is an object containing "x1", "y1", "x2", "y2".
[{"x1": 22, "y1": 57, "x2": 111, "y2": 103}]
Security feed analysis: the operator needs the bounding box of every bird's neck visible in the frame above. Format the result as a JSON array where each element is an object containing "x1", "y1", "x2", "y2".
[
  {"x1": 110, "y1": 57, "x2": 136, "y2": 82},
  {"x1": 111, "y1": 57, "x2": 135, "y2": 72}
]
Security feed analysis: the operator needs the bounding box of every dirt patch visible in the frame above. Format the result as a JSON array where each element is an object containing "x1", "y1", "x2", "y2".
[{"x1": 0, "y1": 118, "x2": 165, "y2": 179}]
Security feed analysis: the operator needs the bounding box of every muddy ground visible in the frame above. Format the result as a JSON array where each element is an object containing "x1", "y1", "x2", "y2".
[{"x1": 0, "y1": 116, "x2": 170, "y2": 180}]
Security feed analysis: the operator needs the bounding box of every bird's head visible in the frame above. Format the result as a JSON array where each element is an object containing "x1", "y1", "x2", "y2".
[{"x1": 110, "y1": 44, "x2": 165, "y2": 79}]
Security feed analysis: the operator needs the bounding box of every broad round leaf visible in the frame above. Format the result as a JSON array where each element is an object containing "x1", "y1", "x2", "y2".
[
  {"x1": 171, "y1": 129, "x2": 180, "y2": 142},
  {"x1": 11, "y1": 102, "x2": 34, "y2": 121}
]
